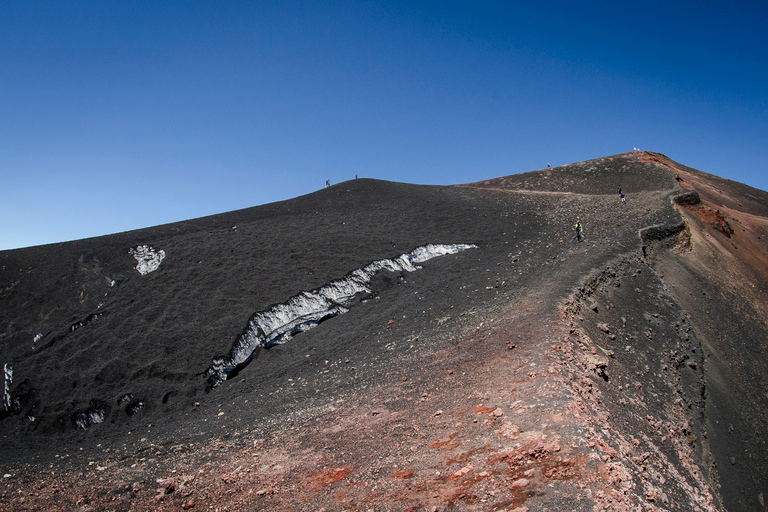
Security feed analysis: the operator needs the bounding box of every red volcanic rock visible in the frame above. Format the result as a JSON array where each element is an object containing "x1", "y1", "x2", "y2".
[{"x1": 511, "y1": 477, "x2": 530, "y2": 488}]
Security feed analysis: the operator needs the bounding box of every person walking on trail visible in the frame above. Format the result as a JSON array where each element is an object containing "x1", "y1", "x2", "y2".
[
  {"x1": 325, "y1": 179, "x2": 330, "y2": 188},
  {"x1": 575, "y1": 220, "x2": 583, "y2": 242},
  {"x1": 620, "y1": 192, "x2": 626, "y2": 204}
]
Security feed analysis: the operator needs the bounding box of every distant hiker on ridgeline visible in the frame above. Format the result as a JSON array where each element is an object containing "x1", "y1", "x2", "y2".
[
  {"x1": 547, "y1": 163, "x2": 551, "y2": 168},
  {"x1": 620, "y1": 192, "x2": 626, "y2": 204},
  {"x1": 326, "y1": 179, "x2": 330, "y2": 188},
  {"x1": 575, "y1": 220, "x2": 583, "y2": 242}
]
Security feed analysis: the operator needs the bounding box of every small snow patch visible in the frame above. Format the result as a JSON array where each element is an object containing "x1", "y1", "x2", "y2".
[
  {"x1": 3, "y1": 363, "x2": 12, "y2": 411},
  {"x1": 129, "y1": 245, "x2": 166, "y2": 275},
  {"x1": 74, "y1": 406, "x2": 106, "y2": 430}
]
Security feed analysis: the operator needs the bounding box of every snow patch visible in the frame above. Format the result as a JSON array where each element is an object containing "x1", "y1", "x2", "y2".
[
  {"x1": 74, "y1": 406, "x2": 106, "y2": 430},
  {"x1": 206, "y1": 243, "x2": 476, "y2": 387},
  {"x1": 3, "y1": 364, "x2": 12, "y2": 411},
  {"x1": 129, "y1": 245, "x2": 166, "y2": 275}
]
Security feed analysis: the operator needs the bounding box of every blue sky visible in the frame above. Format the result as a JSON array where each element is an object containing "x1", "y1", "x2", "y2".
[{"x1": 2, "y1": 1, "x2": 766, "y2": 250}]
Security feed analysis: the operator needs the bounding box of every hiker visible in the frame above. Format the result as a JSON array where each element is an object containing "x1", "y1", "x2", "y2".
[
  {"x1": 620, "y1": 192, "x2": 626, "y2": 204},
  {"x1": 575, "y1": 220, "x2": 583, "y2": 242},
  {"x1": 547, "y1": 163, "x2": 551, "y2": 168},
  {"x1": 325, "y1": 179, "x2": 330, "y2": 188}
]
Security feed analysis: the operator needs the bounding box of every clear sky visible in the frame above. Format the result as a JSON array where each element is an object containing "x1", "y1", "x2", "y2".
[{"x1": 2, "y1": 1, "x2": 766, "y2": 250}]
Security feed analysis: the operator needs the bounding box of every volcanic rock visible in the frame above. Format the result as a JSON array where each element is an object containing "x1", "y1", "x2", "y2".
[{"x1": 1, "y1": 151, "x2": 767, "y2": 511}]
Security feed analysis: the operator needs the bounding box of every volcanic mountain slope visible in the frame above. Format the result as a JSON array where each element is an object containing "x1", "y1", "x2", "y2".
[{"x1": 1, "y1": 152, "x2": 766, "y2": 511}]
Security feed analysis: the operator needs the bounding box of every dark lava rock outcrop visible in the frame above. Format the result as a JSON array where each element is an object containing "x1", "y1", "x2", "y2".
[{"x1": 1, "y1": 151, "x2": 767, "y2": 511}]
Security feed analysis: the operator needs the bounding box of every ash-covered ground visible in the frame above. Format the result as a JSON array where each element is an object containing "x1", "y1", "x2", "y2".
[{"x1": 1, "y1": 152, "x2": 767, "y2": 511}]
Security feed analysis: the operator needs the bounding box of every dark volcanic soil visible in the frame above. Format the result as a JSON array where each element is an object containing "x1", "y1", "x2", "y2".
[{"x1": 1, "y1": 152, "x2": 766, "y2": 511}]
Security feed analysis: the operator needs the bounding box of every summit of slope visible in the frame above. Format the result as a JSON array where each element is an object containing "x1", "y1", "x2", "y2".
[{"x1": 465, "y1": 152, "x2": 677, "y2": 195}]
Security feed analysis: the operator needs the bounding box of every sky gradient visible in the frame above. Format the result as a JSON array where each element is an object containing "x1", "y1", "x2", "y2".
[{"x1": 2, "y1": 1, "x2": 767, "y2": 250}]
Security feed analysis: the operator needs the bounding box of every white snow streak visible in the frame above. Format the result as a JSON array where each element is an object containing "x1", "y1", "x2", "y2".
[
  {"x1": 206, "y1": 243, "x2": 476, "y2": 386},
  {"x1": 3, "y1": 363, "x2": 12, "y2": 411}
]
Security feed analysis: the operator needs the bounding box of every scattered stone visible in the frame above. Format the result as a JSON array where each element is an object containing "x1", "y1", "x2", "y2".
[
  {"x1": 434, "y1": 410, "x2": 443, "y2": 417},
  {"x1": 220, "y1": 473, "x2": 238, "y2": 484},
  {"x1": 511, "y1": 478, "x2": 530, "y2": 488},
  {"x1": 491, "y1": 408, "x2": 504, "y2": 417},
  {"x1": 156, "y1": 477, "x2": 176, "y2": 494},
  {"x1": 596, "y1": 344, "x2": 614, "y2": 357},
  {"x1": 452, "y1": 466, "x2": 473, "y2": 478}
]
